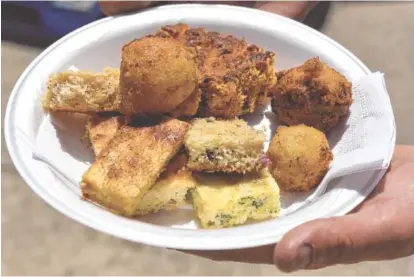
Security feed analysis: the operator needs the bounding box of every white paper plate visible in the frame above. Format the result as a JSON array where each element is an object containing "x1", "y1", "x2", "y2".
[{"x1": 4, "y1": 4, "x2": 396, "y2": 250}]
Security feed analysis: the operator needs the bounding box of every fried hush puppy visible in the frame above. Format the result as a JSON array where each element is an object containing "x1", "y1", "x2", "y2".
[
  {"x1": 153, "y1": 24, "x2": 277, "y2": 118},
  {"x1": 120, "y1": 37, "x2": 199, "y2": 115},
  {"x1": 267, "y1": 124, "x2": 333, "y2": 192},
  {"x1": 271, "y1": 57, "x2": 352, "y2": 132}
]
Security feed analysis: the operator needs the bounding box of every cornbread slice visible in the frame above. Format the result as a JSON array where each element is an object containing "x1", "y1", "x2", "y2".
[
  {"x1": 81, "y1": 118, "x2": 189, "y2": 216},
  {"x1": 85, "y1": 115, "x2": 125, "y2": 156},
  {"x1": 83, "y1": 118, "x2": 196, "y2": 216},
  {"x1": 185, "y1": 118, "x2": 268, "y2": 173},
  {"x1": 191, "y1": 170, "x2": 280, "y2": 229},
  {"x1": 42, "y1": 68, "x2": 120, "y2": 113},
  {"x1": 134, "y1": 152, "x2": 197, "y2": 216}
]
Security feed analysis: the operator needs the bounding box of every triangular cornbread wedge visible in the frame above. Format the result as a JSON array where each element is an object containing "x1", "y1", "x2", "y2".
[
  {"x1": 83, "y1": 116, "x2": 197, "y2": 216},
  {"x1": 81, "y1": 118, "x2": 189, "y2": 216}
]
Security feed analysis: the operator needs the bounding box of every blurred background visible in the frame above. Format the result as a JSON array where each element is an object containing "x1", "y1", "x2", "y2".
[{"x1": 2, "y1": 1, "x2": 414, "y2": 275}]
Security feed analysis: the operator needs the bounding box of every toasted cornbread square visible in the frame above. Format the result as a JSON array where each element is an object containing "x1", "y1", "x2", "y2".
[
  {"x1": 81, "y1": 118, "x2": 189, "y2": 216},
  {"x1": 185, "y1": 118, "x2": 267, "y2": 173},
  {"x1": 85, "y1": 115, "x2": 125, "y2": 156},
  {"x1": 192, "y1": 170, "x2": 280, "y2": 229},
  {"x1": 42, "y1": 68, "x2": 120, "y2": 113}
]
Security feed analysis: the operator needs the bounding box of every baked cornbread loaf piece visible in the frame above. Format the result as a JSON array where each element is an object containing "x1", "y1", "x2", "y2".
[
  {"x1": 85, "y1": 115, "x2": 126, "y2": 156},
  {"x1": 191, "y1": 170, "x2": 280, "y2": 229},
  {"x1": 134, "y1": 152, "x2": 197, "y2": 216},
  {"x1": 153, "y1": 24, "x2": 277, "y2": 118},
  {"x1": 185, "y1": 118, "x2": 268, "y2": 173},
  {"x1": 81, "y1": 118, "x2": 189, "y2": 216},
  {"x1": 42, "y1": 68, "x2": 120, "y2": 113}
]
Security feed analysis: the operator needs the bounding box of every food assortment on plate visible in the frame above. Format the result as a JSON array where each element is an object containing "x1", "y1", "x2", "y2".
[{"x1": 41, "y1": 23, "x2": 352, "y2": 229}]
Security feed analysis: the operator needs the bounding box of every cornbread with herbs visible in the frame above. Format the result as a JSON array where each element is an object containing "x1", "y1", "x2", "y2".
[
  {"x1": 191, "y1": 170, "x2": 280, "y2": 229},
  {"x1": 185, "y1": 118, "x2": 268, "y2": 173}
]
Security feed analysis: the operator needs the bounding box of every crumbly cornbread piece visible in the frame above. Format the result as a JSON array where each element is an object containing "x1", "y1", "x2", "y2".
[
  {"x1": 81, "y1": 118, "x2": 189, "y2": 216},
  {"x1": 268, "y1": 124, "x2": 333, "y2": 191},
  {"x1": 42, "y1": 68, "x2": 120, "y2": 113},
  {"x1": 191, "y1": 170, "x2": 280, "y2": 229},
  {"x1": 185, "y1": 118, "x2": 268, "y2": 173}
]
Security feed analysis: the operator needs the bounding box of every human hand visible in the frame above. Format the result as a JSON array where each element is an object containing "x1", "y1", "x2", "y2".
[
  {"x1": 99, "y1": 1, "x2": 316, "y2": 21},
  {"x1": 183, "y1": 145, "x2": 414, "y2": 272}
]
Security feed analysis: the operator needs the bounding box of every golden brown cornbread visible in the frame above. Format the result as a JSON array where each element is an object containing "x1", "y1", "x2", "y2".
[
  {"x1": 83, "y1": 118, "x2": 196, "y2": 216},
  {"x1": 81, "y1": 118, "x2": 189, "y2": 216}
]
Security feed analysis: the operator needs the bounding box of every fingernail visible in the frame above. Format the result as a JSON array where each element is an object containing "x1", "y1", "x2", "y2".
[{"x1": 296, "y1": 245, "x2": 313, "y2": 270}]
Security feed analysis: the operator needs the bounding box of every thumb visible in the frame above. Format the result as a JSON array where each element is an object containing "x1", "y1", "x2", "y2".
[{"x1": 273, "y1": 208, "x2": 414, "y2": 272}]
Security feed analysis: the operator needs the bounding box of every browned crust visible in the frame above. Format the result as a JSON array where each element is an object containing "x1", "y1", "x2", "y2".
[
  {"x1": 81, "y1": 118, "x2": 189, "y2": 216},
  {"x1": 151, "y1": 24, "x2": 277, "y2": 118},
  {"x1": 270, "y1": 57, "x2": 352, "y2": 132}
]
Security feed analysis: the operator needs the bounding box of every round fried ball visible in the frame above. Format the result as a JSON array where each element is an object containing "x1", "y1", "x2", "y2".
[
  {"x1": 267, "y1": 124, "x2": 333, "y2": 191},
  {"x1": 120, "y1": 37, "x2": 198, "y2": 115}
]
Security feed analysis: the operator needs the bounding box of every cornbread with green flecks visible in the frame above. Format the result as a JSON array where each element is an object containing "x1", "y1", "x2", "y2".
[{"x1": 191, "y1": 169, "x2": 280, "y2": 228}]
